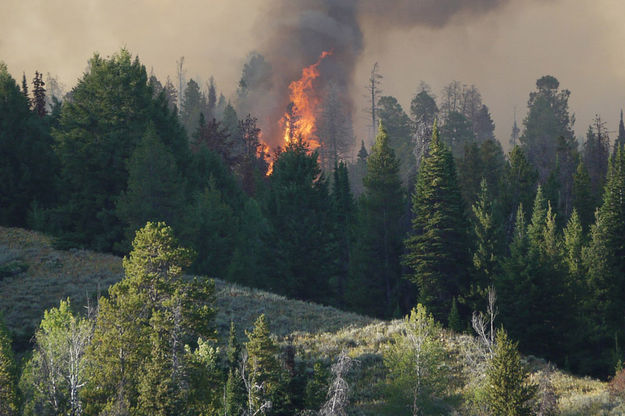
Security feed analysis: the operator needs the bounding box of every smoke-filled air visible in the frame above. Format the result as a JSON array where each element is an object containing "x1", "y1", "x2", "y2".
[{"x1": 3, "y1": 1, "x2": 625, "y2": 415}]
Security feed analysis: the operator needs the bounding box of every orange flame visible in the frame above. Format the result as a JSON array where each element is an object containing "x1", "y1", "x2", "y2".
[{"x1": 281, "y1": 51, "x2": 332, "y2": 149}]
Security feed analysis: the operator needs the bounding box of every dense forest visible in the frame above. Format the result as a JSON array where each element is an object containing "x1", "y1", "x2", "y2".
[{"x1": 1, "y1": 48, "x2": 625, "y2": 415}]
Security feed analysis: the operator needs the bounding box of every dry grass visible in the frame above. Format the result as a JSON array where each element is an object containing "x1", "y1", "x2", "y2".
[{"x1": 0, "y1": 226, "x2": 620, "y2": 414}]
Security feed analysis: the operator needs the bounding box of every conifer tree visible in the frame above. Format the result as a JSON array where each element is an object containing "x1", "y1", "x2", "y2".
[
  {"x1": 572, "y1": 161, "x2": 595, "y2": 232},
  {"x1": 332, "y1": 161, "x2": 355, "y2": 307},
  {"x1": 261, "y1": 140, "x2": 336, "y2": 304},
  {"x1": 584, "y1": 146, "x2": 625, "y2": 374},
  {"x1": 501, "y1": 146, "x2": 538, "y2": 228},
  {"x1": 349, "y1": 123, "x2": 404, "y2": 317},
  {"x1": 53, "y1": 49, "x2": 189, "y2": 251},
  {"x1": 244, "y1": 315, "x2": 290, "y2": 416},
  {"x1": 32, "y1": 71, "x2": 46, "y2": 118},
  {"x1": 404, "y1": 121, "x2": 470, "y2": 322},
  {"x1": 116, "y1": 124, "x2": 186, "y2": 252},
  {"x1": 485, "y1": 329, "x2": 536, "y2": 416},
  {"x1": 21, "y1": 72, "x2": 29, "y2": 103},
  {"x1": 614, "y1": 110, "x2": 625, "y2": 158},
  {"x1": 82, "y1": 222, "x2": 216, "y2": 414},
  {"x1": 0, "y1": 314, "x2": 18, "y2": 416}
]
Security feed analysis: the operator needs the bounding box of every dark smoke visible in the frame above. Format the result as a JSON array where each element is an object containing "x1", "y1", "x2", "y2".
[{"x1": 244, "y1": 0, "x2": 515, "y2": 149}]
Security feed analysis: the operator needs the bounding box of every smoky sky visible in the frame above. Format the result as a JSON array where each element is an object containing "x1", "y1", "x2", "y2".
[{"x1": 2, "y1": 0, "x2": 625, "y2": 151}]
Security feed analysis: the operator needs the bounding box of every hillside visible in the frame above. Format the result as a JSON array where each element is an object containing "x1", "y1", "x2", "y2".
[{"x1": 0, "y1": 226, "x2": 622, "y2": 415}]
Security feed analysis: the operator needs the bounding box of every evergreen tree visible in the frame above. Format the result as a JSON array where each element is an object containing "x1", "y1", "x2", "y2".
[
  {"x1": 53, "y1": 49, "x2": 189, "y2": 251},
  {"x1": 21, "y1": 72, "x2": 29, "y2": 103},
  {"x1": 583, "y1": 146, "x2": 625, "y2": 375},
  {"x1": 32, "y1": 71, "x2": 46, "y2": 118},
  {"x1": 377, "y1": 95, "x2": 416, "y2": 182},
  {"x1": 115, "y1": 124, "x2": 186, "y2": 252},
  {"x1": 484, "y1": 329, "x2": 537, "y2": 416},
  {"x1": 261, "y1": 140, "x2": 336, "y2": 304},
  {"x1": 349, "y1": 123, "x2": 404, "y2": 317},
  {"x1": 181, "y1": 78, "x2": 204, "y2": 136},
  {"x1": 468, "y1": 179, "x2": 502, "y2": 311},
  {"x1": 583, "y1": 116, "x2": 610, "y2": 202},
  {"x1": 332, "y1": 162, "x2": 355, "y2": 307},
  {"x1": 244, "y1": 315, "x2": 290, "y2": 416},
  {"x1": 572, "y1": 161, "x2": 595, "y2": 232},
  {"x1": 440, "y1": 110, "x2": 475, "y2": 159},
  {"x1": 614, "y1": 110, "x2": 625, "y2": 158},
  {"x1": 404, "y1": 121, "x2": 470, "y2": 322},
  {"x1": 0, "y1": 314, "x2": 18, "y2": 416},
  {"x1": 520, "y1": 75, "x2": 575, "y2": 183},
  {"x1": 82, "y1": 222, "x2": 216, "y2": 415},
  {"x1": 501, "y1": 146, "x2": 538, "y2": 235},
  {"x1": 0, "y1": 62, "x2": 57, "y2": 227}
]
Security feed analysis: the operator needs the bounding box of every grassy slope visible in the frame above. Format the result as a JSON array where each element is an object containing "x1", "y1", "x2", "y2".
[{"x1": 0, "y1": 226, "x2": 621, "y2": 415}]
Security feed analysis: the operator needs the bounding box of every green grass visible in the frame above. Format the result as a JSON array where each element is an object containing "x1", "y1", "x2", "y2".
[{"x1": 0, "y1": 226, "x2": 621, "y2": 414}]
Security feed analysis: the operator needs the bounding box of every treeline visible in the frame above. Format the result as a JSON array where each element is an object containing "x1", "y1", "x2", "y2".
[{"x1": 1, "y1": 50, "x2": 625, "y2": 378}]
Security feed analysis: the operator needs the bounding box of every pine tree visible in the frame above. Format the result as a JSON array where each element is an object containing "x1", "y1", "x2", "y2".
[
  {"x1": 32, "y1": 71, "x2": 46, "y2": 118},
  {"x1": 404, "y1": 121, "x2": 470, "y2": 322},
  {"x1": 584, "y1": 146, "x2": 625, "y2": 375},
  {"x1": 485, "y1": 329, "x2": 537, "y2": 416},
  {"x1": 21, "y1": 72, "x2": 29, "y2": 104},
  {"x1": 349, "y1": 123, "x2": 404, "y2": 317},
  {"x1": 501, "y1": 146, "x2": 538, "y2": 234},
  {"x1": 0, "y1": 63, "x2": 57, "y2": 227},
  {"x1": 0, "y1": 313, "x2": 18, "y2": 416},
  {"x1": 82, "y1": 222, "x2": 216, "y2": 414},
  {"x1": 244, "y1": 315, "x2": 290, "y2": 416},
  {"x1": 614, "y1": 110, "x2": 625, "y2": 158},
  {"x1": 261, "y1": 140, "x2": 336, "y2": 304},
  {"x1": 53, "y1": 49, "x2": 189, "y2": 251},
  {"x1": 332, "y1": 162, "x2": 355, "y2": 307},
  {"x1": 468, "y1": 178, "x2": 502, "y2": 311},
  {"x1": 115, "y1": 124, "x2": 186, "y2": 252},
  {"x1": 572, "y1": 161, "x2": 595, "y2": 232},
  {"x1": 377, "y1": 95, "x2": 416, "y2": 182}
]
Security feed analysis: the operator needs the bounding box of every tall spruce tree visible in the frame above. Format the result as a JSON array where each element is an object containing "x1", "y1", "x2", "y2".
[
  {"x1": 614, "y1": 110, "x2": 625, "y2": 158},
  {"x1": 583, "y1": 145, "x2": 625, "y2": 375},
  {"x1": 349, "y1": 123, "x2": 404, "y2": 317},
  {"x1": 332, "y1": 161, "x2": 355, "y2": 307},
  {"x1": 572, "y1": 160, "x2": 595, "y2": 232},
  {"x1": 403, "y1": 121, "x2": 470, "y2": 322},
  {"x1": 261, "y1": 140, "x2": 336, "y2": 304}
]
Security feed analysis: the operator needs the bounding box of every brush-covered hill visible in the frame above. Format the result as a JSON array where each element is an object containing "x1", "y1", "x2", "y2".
[{"x1": 0, "y1": 226, "x2": 622, "y2": 415}]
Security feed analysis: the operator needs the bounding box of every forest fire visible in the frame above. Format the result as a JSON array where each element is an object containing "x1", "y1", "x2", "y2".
[{"x1": 281, "y1": 51, "x2": 332, "y2": 148}]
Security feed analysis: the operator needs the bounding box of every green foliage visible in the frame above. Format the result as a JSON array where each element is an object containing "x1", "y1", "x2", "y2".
[
  {"x1": 485, "y1": 329, "x2": 537, "y2": 416},
  {"x1": 520, "y1": 75, "x2": 575, "y2": 183},
  {"x1": 0, "y1": 313, "x2": 18, "y2": 416},
  {"x1": 440, "y1": 111, "x2": 475, "y2": 159},
  {"x1": 20, "y1": 299, "x2": 92, "y2": 416},
  {"x1": 349, "y1": 123, "x2": 405, "y2": 317},
  {"x1": 332, "y1": 162, "x2": 356, "y2": 307},
  {"x1": 0, "y1": 62, "x2": 57, "y2": 228},
  {"x1": 245, "y1": 314, "x2": 291, "y2": 415},
  {"x1": 383, "y1": 304, "x2": 454, "y2": 415},
  {"x1": 115, "y1": 124, "x2": 186, "y2": 252},
  {"x1": 82, "y1": 222, "x2": 216, "y2": 415},
  {"x1": 583, "y1": 146, "x2": 625, "y2": 375},
  {"x1": 404, "y1": 121, "x2": 470, "y2": 322},
  {"x1": 52, "y1": 49, "x2": 188, "y2": 251},
  {"x1": 501, "y1": 146, "x2": 538, "y2": 226},
  {"x1": 448, "y1": 297, "x2": 463, "y2": 333},
  {"x1": 304, "y1": 361, "x2": 330, "y2": 411},
  {"x1": 572, "y1": 161, "x2": 595, "y2": 232},
  {"x1": 261, "y1": 140, "x2": 336, "y2": 304},
  {"x1": 377, "y1": 96, "x2": 416, "y2": 182}
]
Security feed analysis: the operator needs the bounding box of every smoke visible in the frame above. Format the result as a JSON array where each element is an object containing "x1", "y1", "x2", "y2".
[{"x1": 246, "y1": 0, "x2": 517, "y2": 148}]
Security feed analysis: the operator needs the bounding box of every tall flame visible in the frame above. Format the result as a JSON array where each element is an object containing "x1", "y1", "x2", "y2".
[{"x1": 281, "y1": 51, "x2": 332, "y2": 149}]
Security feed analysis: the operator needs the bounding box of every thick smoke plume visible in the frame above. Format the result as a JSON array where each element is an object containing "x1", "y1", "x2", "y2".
[{"x1": 244, "y1": 0, "x2": 515, "y2": 149}]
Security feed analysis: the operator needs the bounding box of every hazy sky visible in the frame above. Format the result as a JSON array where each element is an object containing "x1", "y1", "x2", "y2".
[{"x1": 2, "y1": 0, "x2": 624, "y2": 152}]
